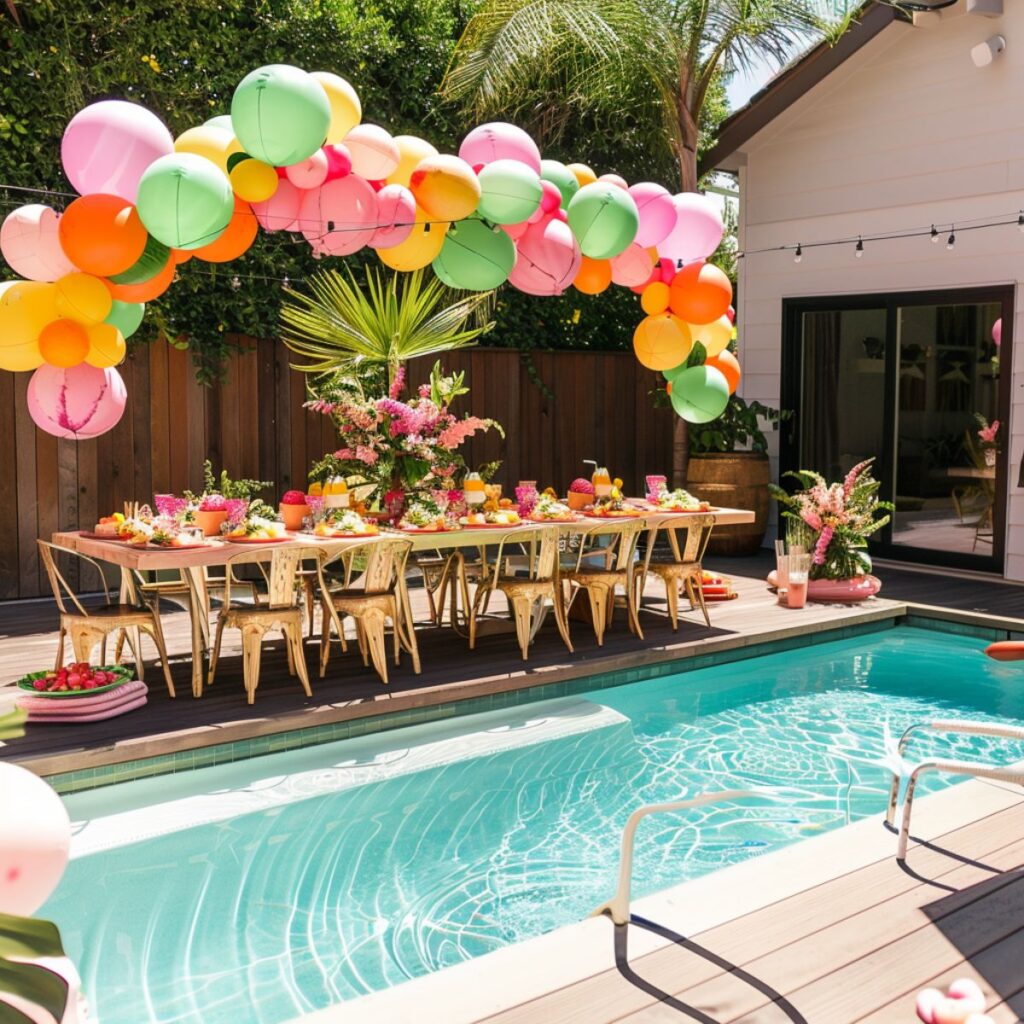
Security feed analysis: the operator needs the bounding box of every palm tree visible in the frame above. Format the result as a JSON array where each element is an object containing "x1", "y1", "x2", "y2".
[
  {"x1": 443, "y1": 0, "x2": 853, "y2": 481},
  {"x1": 281, "y1": 267, "x2": 494, "y2": 388}
]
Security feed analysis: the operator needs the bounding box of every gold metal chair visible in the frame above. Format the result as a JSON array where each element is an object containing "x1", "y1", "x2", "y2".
[
  {"x1": 208, "y1": 548, "x2": 312, "y2": 705},
  {"x1": 38, "y1": 540, "x2": 176, "y2": 697},
  {"x1": 469, "y1": 528, "x2": 572, "y2": 660},
  {"x1": 317, "y1": 538, "x2": 420, "y2": 685},
  {"x1": 562, "y1": 519, "x2": 646, "y2": 646},
  {"x1": 639, "y1": 514, "x2": 716, "y2": 630}
]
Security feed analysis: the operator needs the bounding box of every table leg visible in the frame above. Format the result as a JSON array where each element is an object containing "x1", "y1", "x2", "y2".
[{"x1": 182, "y1": 566, "x2": 209, "y2": 698}]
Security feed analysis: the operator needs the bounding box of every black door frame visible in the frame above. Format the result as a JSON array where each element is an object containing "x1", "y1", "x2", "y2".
[{"x1": 780, "y1": 285, "x2": 1015, "y2": 574}]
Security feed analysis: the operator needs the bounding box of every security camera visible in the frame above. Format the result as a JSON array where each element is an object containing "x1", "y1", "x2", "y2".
[{"x1": 971, "y1": 34, "x2": 1006, "y2": 67}]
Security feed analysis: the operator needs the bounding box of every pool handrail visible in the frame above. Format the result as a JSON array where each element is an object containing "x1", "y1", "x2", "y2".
[
  {"x1": 885, "y1": 719, "x2": 1024, "y2": 860},
  {"x1": 590, "y1": 788, "x2": 772, "y2": 926}
]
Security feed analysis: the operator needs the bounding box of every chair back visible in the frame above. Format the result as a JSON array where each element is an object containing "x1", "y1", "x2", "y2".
[
  {"x1": 316, "y1": 537, "x2": 413, "y2": 595},
  {"x1": 223, "y1": 548, "x2": 303, "y2": 609},
  {"x1": 571, "y1": 519, "x2": 645, "y2": 573},
  {"x1": 479, "y1": 526, "x2": 560, "y2": 590},
  {"x1": 643, "y1": 514, "x2": 716, "y2": 572},
  {"x1": 37, "y1": 540, "x2": 111, "y2": 615}
]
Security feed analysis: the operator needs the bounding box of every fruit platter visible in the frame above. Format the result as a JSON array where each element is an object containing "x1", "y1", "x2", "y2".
[
  {"x1": 527, "y1": 494, "x2": 580, "y2": 523},
  {"x1": 397, "y1": 498, "x2": 448, "y2": 532},
  {"x1": 83, "y1": 513, "x2": 129, "y2": 539},
  {"x1": 225, "y1": 512, "x2": 289, "y2": 542},
  {"x1": 584, "y1": 496, "x2": 646, "y2": 518},
  {"x1": 313, "y1": 509, "x2": 379, "y2": 538},
  {"x1": 17, "y1": 663, "x2": 133, "y2": 697},
  {"x1": 459, "y1": 509, "x2": 522, "y2": 528},
  {"x1": 647, "y1": 488, "x2": 713, "y2": 513}
]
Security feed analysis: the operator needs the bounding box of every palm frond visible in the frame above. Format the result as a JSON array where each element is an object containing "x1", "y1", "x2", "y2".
[{"x1": 281, "y1": 267, "x2": 494, "y2": 375}]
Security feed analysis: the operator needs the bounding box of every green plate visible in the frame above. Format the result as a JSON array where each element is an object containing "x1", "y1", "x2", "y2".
[{"x1": 16, "y1": 665, "x2": 134, "y2": 698}]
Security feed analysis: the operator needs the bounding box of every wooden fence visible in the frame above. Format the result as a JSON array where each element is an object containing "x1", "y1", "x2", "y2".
[{"x1": 0, "y1": 340, "x2": 673, "y2": 599}]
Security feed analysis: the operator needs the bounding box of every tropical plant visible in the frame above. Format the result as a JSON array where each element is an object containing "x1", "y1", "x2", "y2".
[
  {"x1": 1, "y1": 912, "x2": 71, "y2": 1023},
  {"x1": 442, "y1": 0, "x2": 853, "y2": 192},
  {"x1": 770, "y1": 459, "x2": 893, "y2": 580},
  {"x1": 281, "y1": 268, "x2": 494, "y2": 387},
  {"x1": 690, "y1": 395, "x2": 788, "y2": 455}
]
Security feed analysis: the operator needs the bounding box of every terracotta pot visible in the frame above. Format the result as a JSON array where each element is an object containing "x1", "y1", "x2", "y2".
[
  {"x1": 567, "y1": 491, "x2": 593, "y2": 511},
  {"x1": 686, "y1": 452, "x2": 770, "y2": 556},
  {"x1": 279, "y1": 502, "x2": 310, "y2": 531},
  {"x1": 194, "y1": 509, "x2": 228, "y2": 537}
]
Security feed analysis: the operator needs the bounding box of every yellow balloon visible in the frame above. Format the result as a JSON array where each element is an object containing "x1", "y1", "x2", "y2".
[
  {"x1": 311, "y1": 71, "x2": 362, "y2": 144},
  {"x1": 386, "y1": 135, "x2": 438, "y2": 188},
  {"x1": 0, "y1": 280, "x2": 52, "y2": 370},
  {"x1": 174, "y1": 125, "x2": 242, "y2": 174},
  {"x1": 229, "y1": 159, "x2": 279, "y2": 203},
  {"x1": 633, "y1": 312, "x2": 692, "y2": 371},
  {"x1": 55, "y1": 272, "x2": 112, "y2": 325},
  {"x1": 567, "y1": 162, "x2": 597, "y2": 187},
  {"x1": 85, "y1": 322, "x2": 127, "y2": 368},
  {"x1": 376, "y1": 207, "x2": 448, "y2": 271},
  {"x1": 689, "y1": 315, "x2": 732, "y2": 357},
  {"x1": 410, "y1": 154, "x2": 481, "y2": 221}
]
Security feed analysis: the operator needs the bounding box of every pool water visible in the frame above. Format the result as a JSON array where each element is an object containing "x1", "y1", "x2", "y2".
[{"x1": 45, "y1": 626, "x2": 1024, "y2": 1024}]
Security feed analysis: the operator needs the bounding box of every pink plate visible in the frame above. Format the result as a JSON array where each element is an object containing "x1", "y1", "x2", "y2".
[
  {"x1": 79, "y1": 531, "x2": 129, "y2": 541},
  {"x1": 227, "y1": 536, "x2": 291, "y2": 544}
]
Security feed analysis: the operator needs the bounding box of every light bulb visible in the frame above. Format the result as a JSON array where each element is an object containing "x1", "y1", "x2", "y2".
[
  {"x1": 794, "y1": 244, "x2": 802, "y2": 264},
  {"x1": 231, "y1": 275, "x2": 241, "y2": 290},
  {"x1": 282, "y1": 275, "x2": 290, "y2": 288},
  {"x1": 946, "y1": 232, "x2": 956, "y2": 250},
  {"x1": 930, "y1": 225, "x2": 939, "y2": 243},
  {"x1": 855, "y1": 237, "x2": 864, "y2": 258}
]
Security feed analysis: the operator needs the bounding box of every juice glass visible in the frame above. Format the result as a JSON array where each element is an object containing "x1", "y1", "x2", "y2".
[{"x1": 786, "y1": 554, "x2": 811, "y2": 609}]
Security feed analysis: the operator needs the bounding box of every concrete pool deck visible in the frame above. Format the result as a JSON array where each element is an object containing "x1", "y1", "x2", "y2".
[{"x1": 296, "y1": 775, "x2": 1024, "y2": 1023}]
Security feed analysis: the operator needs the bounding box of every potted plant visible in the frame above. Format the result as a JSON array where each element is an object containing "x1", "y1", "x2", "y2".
[
  {"x1": 184, "y1": 461, "x2": 272, "y2": 536},
  {"x1": 770, "y1": 458, "x2": 893, "y2": 600},
  {"x1": 686, "y1": 395, "x2": 788, "y2": 555}
]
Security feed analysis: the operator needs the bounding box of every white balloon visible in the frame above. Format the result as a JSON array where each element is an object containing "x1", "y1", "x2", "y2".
[{"x1": 0, "y1": 204, "x2": 78, "y2": 282}]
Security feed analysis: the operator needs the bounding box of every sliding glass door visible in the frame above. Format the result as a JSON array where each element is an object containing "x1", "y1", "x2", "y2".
[{"x1": 782, "y1": 287, "x2": 1013, "y2": 572}]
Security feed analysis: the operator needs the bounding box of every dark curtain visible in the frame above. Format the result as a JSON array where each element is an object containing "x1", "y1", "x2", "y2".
[{"x1": 800, "y1": 311, "x2": 842, "y2": 479}]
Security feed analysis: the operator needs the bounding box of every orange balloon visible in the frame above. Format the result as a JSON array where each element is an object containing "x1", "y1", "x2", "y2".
[
  {"x1": 668, "y1": 262, "x2": 732, "y2": 325},
  {"x1": 573, "y1": 257, "x2": 612, "y2": 295},
  {"x1": 191, "y1": 197, "x2": 258, "y2": 263},
  {"x1": 58, "y1": 194, "x2": 148, "y2": 277},
  {"x1": 666, "y1": 380, "x2": 672, "y2": 396},
  {"x1": 38, "y1": 318, "x2": 89, "y2": 367},
  {"x1": 633, "y1": 312, "x2": 692, "y2": 371},
  {"x1": 170, "y1": 248, "x2": 193, "y2": 265},
  {"x1": 706, "y1": 349, "x2": 741, "y2": 394},
  {"x1": 104, "y1": 257, "x2": 175, "y2": 302},
  {"x1": 640, "y1": 281, "x2": 670, "y2": 316}
]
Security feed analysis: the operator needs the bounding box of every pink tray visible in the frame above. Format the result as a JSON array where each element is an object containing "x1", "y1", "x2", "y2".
[
  {"x1": 26, "y1": 693, "x2": 148, "y2": 723},
  {"x1": 18, "y1": 680, "x2": 148, "y2": 719}
]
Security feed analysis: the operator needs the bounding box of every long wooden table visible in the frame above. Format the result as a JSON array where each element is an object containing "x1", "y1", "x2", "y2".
[{"x1": 53, "y1": 506, "x2": 754, "y2": 698}]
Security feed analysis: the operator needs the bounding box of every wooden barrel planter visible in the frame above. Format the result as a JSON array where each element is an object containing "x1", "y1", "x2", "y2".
[{"x1": 686, "y1": 452, "x2": 770, "y2": 556}]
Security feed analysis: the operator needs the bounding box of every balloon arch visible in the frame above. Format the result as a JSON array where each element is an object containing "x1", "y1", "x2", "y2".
[{"x1": 0, "y1": 64, "x2": 738, "y2": 440}]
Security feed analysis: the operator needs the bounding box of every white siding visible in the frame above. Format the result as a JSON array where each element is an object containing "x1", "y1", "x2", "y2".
[{"x1": 734, "y1": 4, "x2": 1024, "y2": 575}]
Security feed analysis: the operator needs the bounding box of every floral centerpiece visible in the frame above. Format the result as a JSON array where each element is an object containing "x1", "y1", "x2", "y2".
[
  {"x1": 307, "y1": 361, "x2": 503, "y2": 510},
  {"x1": 974, "y1": 413, "x2": 999, "y2": 467},
  {"x1": 770, "y1": 459, "x2": 893, "y2": 581}
]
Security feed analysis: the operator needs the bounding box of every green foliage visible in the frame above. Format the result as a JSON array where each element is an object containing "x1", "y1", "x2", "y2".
[
  {"x1": 0, "y1": 911, "x2": 69, "y2": 1023},
  {"x1": 187, "y1": 459, "x2": 271, "y2": 500},
  {"x1": 690, "y1": 395, "x2": 788, "y2": 454},
  {"x1": 281, "y1": 267, "x2": 493, "y2": 380},
  {"x1": 0, "y1": 706, "x2": 25, "y2": 740}
]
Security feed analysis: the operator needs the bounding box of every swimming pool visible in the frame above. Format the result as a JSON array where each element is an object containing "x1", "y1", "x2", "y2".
[{"x1": 44, "y1": 625, "x2": 1024, "y2": 1024}]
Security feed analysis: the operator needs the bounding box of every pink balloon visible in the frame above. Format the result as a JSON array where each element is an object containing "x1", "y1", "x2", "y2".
[
  {"x1": 508, "y1": 217, "x2": 581, "y2": 296},
  {"x1": 992, "y1": 318, "x2": 1002, "y2": 346},
  {"x1": 61, "y1": 100, "x2": 174, "y2": 203},
  {"x1": 539, "y1": 180, "x2": 561, "y2": 214},
  {"x1": 252, "y1": 179, "x2": 302, "y2": 232},
  {"x1": 344, "y1": 124, "x2": 400, "y2": 180},
  {"x1": 598, "y1": 173, "x2": 629, "y2": 190},
  {"x1": 630, "y1": 265, "x2": 659, "y2": 295},
  {"x1": 324, "y1": 143, "x2": 352, "y2": 180},
  {"x1": 629, "y1": 182, "x2": 678, "y2": 248},
  {"x1": 297, "y1": 175, "x2": 378, "y2": 256},
  {"x1": 27, "y1": 363, "x2": 127, "y2": 440},
  {"x1": 658, "y1": 257, "x2": 676, "y2": 283},
  {"x1": 527, "y1": 204, "x2": 546, "y2": 225},
  {"x1": 0, "y1": 762, "x2": 71, "y2": 916},
  {"x1": 285, "y1": 149, "x2": 329, "y2": 190},
  {"x1": 459, "y1": 122, "x2": 541, "y2": 174},
  {"x1": 501, "y1": 220, "x2": 530, "y2": 242},
  {"x1": 726, "y1": 304, "x2": 736, "y2": 324},
  {"x1": 553, "y1": 208, "x2": 568, "y2": 223},
  {"x1": 658, "y1": 192, "x2": 724, "y2": 264},
  {"x1": 610, "y1": 243, "x2": 654, "y2": 287},
  {"x1": 0, "y1": 204, "x2": 78, "y2": 282},
  {"x1": 368, "y1": 184, "x2": 416, "y2": 249}
]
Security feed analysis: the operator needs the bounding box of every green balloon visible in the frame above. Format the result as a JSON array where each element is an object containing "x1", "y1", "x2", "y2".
[
  {"x1": 136, "y1": 153, "x2": 235, "y2": 250},
  {"x1": 540, "y1": 159, "x2": 579, "y2": 209},
  {"x1": 104, "y1": 300, "x2": 146, "y2": 339},
  {"x1": 204, "y1": 114, "x2": 234, "y2": 132},
  {"x1": 432, "y1": 218, "x2": 516, "y2": 291},
  {"x1": 477, "y1": 160, "x2": 542, "y2": 225},
  {"x1": 108, "y1": 235, "x2": 170, "y2": 285},
  {"x1": 231, "y1": 64, "x2": 331, "y2": 166},
  {"x1": 669, "y1": 365, "x2": 730, "y2": 424},
  {"x1": 567, "y1": 182, "x2": 639, "y2": 260}
]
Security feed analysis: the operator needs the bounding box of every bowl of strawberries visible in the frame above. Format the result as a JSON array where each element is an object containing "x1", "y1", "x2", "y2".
[{"x1": 16, "y1": 663, "x2": 133, "y2": 698}]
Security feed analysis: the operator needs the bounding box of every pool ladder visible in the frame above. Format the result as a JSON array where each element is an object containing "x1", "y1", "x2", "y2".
[
  {"x1": 590, "y1": 789, "x2": 770, "y2": 926},
  {"x1": 885, "y1": 718, "x2": 1024, "y2": 860}
]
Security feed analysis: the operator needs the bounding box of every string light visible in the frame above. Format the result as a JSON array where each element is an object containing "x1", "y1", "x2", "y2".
[
  {"x1": 793, "y1": 243, "x2": 802, "y2": 264},
  {"x1": 230, "y1": 275, "x2": 241, "y2": 290},
  {"x1": 855, "y1": 236, "x2": 864, "y2": 258},
  {"x1": 930, "y1": 225, "x2": 939, "y2": 243},
  {"x1": 1017, "y1": 211, "x2": 1024, "y2": 232},
  {"x1": 282, "y1": 275, "x2": 290, "y2": 289},
  {"x1": 947, "y1": 228, "x2": 956, "y2": 250}
]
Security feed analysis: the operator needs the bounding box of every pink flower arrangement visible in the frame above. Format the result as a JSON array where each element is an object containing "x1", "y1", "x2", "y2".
[{"x1": 978, "y1": 419, "x2": 999, "y2": 445}]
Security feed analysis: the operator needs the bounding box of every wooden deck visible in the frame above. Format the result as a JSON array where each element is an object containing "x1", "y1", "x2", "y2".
[
  {"x1": 477, "y1": 798, "x2": 1024, "y2": 1024},
  {"x1": 0, "y1": 558, "x2": 909, "y2": 774}
]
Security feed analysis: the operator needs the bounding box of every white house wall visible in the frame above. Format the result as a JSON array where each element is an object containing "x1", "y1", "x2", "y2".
[{"x1": 735, "y1": 5, "x2": 1024, "y2": 577}]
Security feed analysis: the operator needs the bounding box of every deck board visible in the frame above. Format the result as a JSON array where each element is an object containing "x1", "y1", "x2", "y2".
[{"x1": 481, "y1": 800, "x2": 1024, "y2": 1024}]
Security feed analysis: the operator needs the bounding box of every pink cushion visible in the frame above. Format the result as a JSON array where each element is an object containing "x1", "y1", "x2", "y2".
[
  {"x1": 23, "y1": 692, "x2": 148, "y2": 723},
  {"x1": 17, "y1": 679, "x2": 148, "y2": 719}
]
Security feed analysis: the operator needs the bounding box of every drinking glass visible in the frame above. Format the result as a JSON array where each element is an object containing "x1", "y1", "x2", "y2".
[{"x1": 786, "y1": 554, "x2": 811, "y2": 609}]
